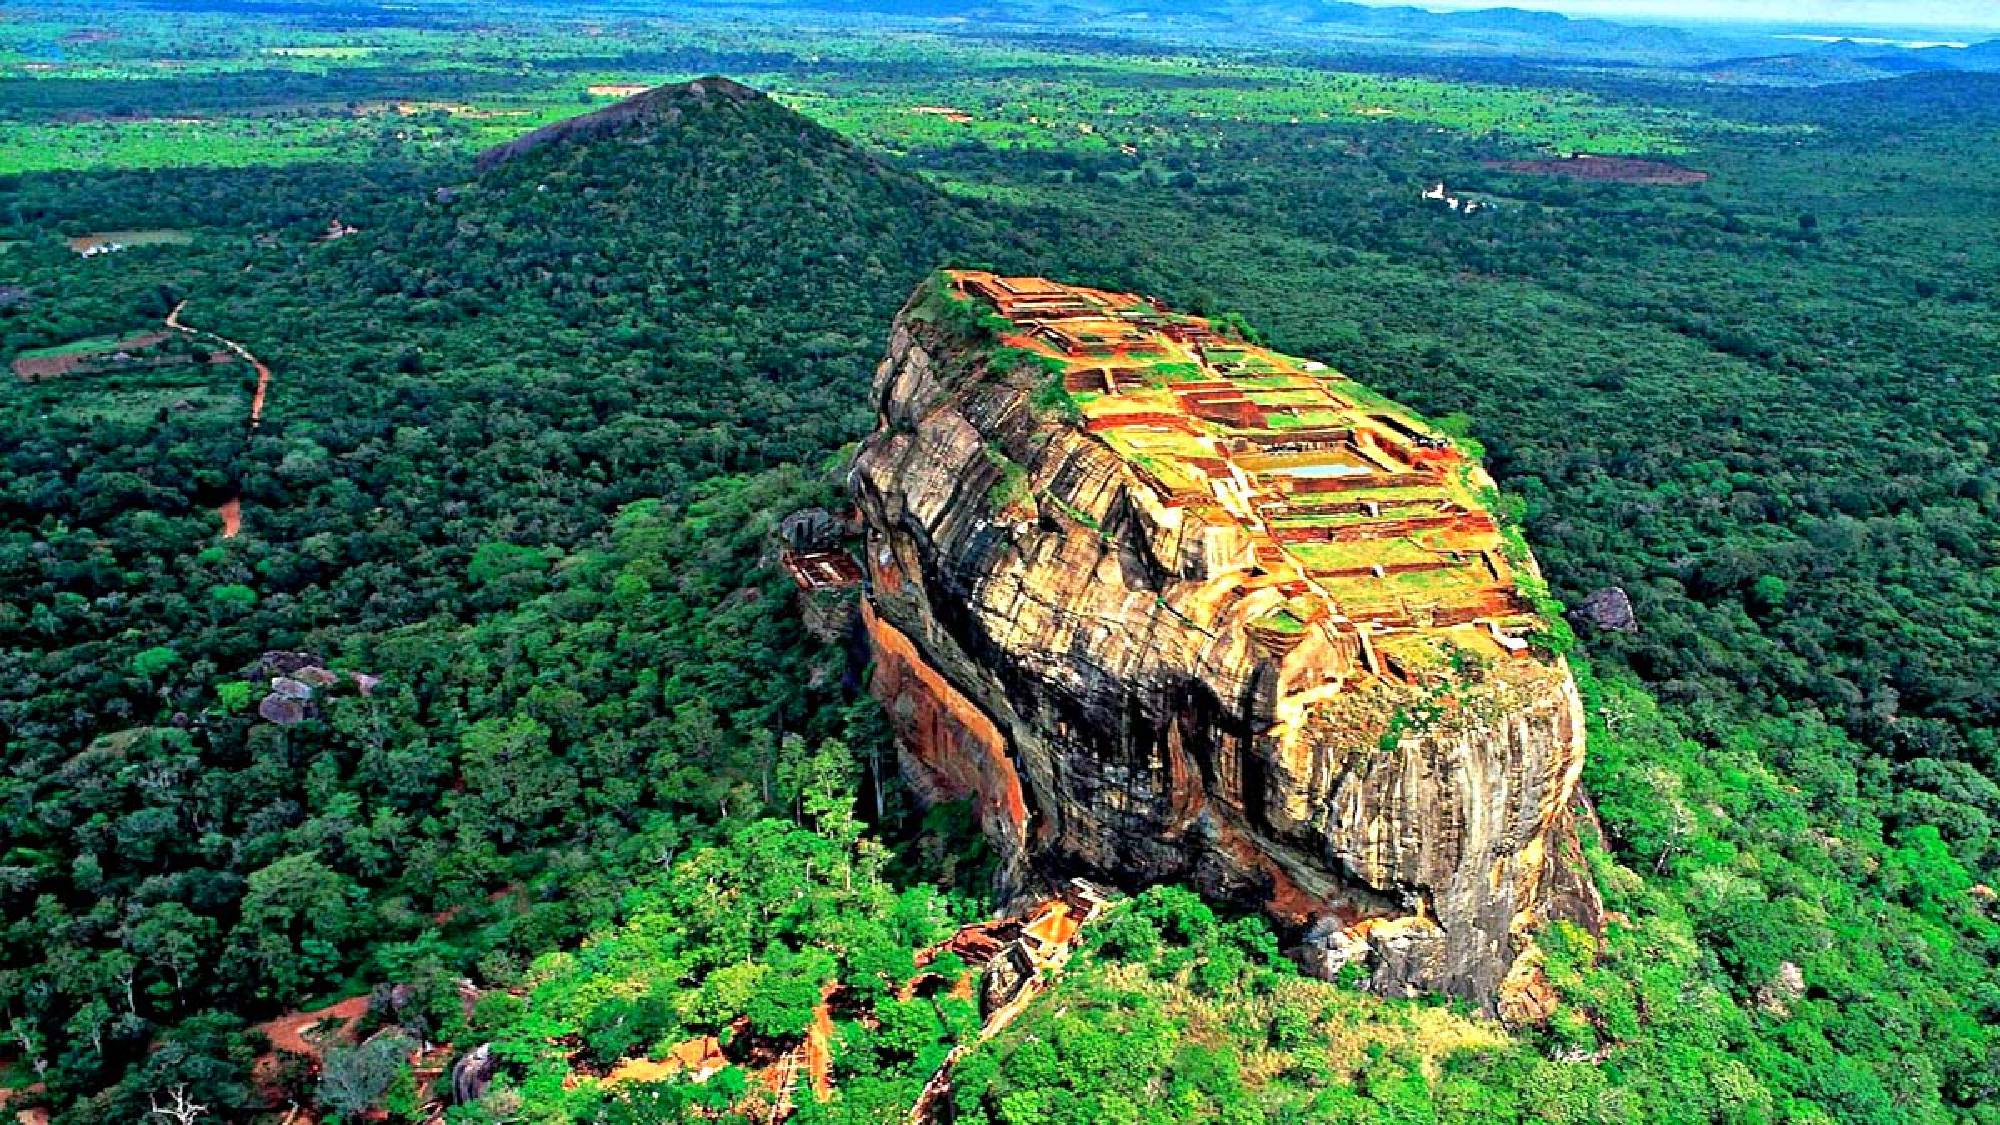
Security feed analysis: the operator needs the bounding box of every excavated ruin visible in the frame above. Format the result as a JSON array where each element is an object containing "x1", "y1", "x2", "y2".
[{"x1": 851, "y1": 272, "x2": 1601, "y2": 1013}]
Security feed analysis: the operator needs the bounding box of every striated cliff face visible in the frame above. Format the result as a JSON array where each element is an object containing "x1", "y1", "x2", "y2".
[{"x1": 851, "y1": 273, "x2": 1601, "y2": 1012}]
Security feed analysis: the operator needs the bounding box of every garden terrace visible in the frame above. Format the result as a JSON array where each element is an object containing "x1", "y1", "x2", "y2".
[{"x1": 945, "y1": 270, "x2": 1543, "y2": 665}]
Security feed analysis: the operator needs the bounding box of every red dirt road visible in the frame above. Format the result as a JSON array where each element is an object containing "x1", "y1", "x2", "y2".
[
  {"x1": 167, "y1": 301, "x2": 270, "y2": 538},
  {"x1": 255, "y1": 995, "x2": 368, "y2": 1058},
  {"x1": 806, "y1": 992, "x2": 835, "y2": 1100},
  {"x1": 167, "y1": 300, "x2": 271, "y2": 427}
]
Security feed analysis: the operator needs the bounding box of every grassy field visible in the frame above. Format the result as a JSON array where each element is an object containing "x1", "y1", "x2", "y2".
[
  {"x1": 0, "y1": 3, "x2": 1776, "y2": 176},
  {"x1": 67, "y1": 229, "x2": 193, "y2": 252},
  {"x1": 37, "y1": 382, "x2": 244, "y2": 425},
  {"x1": 770, "y1": 62, "x2": 1711, "y2": 156},
  {"x1": 14, "y1": 332, "x2": 143, "y2": 359}
]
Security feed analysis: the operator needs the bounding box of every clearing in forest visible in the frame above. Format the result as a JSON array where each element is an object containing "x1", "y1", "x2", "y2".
[
  {"x1": 1482, "y1": 154, "x2": 1710, "y2": 185},
  {"x1": 10, "y1": 331, "x2": 220, "y2": 381},
  {"x1": 66, "y1": 229, "x2": 195, "y2": 254}
]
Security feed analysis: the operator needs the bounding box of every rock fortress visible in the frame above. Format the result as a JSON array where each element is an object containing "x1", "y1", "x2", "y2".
[{"x1": 850, "y1": 271, "x2": 1602, "y2": 1016}]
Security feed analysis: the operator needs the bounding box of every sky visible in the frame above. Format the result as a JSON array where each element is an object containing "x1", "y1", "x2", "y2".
[{"x1": 1392, "y1": 0, "x2": 2000, "y2": 30}]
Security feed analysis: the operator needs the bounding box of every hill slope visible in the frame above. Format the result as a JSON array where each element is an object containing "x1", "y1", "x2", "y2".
[{"x1": 474, "y1": 75, "x2": 769, "y2": 171}]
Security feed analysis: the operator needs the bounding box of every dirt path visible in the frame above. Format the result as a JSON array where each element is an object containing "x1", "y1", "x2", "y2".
[
  {"x1": 255, "y1": 996, "x2": 368, "y2": 1058},
  {"x1": 167, "y1": 300, "x2": 271, "y2": 426},
  {"x1": 167, "y1": 300, "x2": 271, "y2": 538},
  {"x1": 805, "y1": 991, "x2": 835, "y2": 1100}
]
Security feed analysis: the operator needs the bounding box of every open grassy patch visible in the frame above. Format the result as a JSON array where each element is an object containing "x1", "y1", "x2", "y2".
[
  {"x1": 40, "y1": 383, "x2": 244, "y2": 426},
  {"x1": 67, "y1": 229, "x2": 194, "y2": 254},
  {"x1": 15, "y1": 333, "x2": 141, "y2": 360},
  {"x1": 264, "y1": 45, "x2": 381, "y2": 60}
]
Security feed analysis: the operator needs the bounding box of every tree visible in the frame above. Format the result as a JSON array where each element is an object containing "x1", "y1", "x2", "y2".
[
  {"x1": 457, "y1": 713, "x2": 577, "y2": 845},
  {"x1": 318, "y1": 1033, "x2": 417, "y2": 1119},
  {"x1": 208, "y1": 585, "x2": 257, "y2": 614},
  {"x1": 123, "y1": 902, "x2": 215, "y2": 1000},
  {"x1": 131, "y1": 645, "x2": 179, "y2": 679},
  {"x1": 215, "y1": 681, "x2": 254, "y2": 713},
  {"x1": 228, "y1": 853, "x2": 361, "y2": 1001},
  {"x1": 746, "y1": 947, "x2": 837, "y2": 1040},
  {"x1": 467, "y1": 541, "x2": 551, "y2": 586},
  {"x1": 147, "y1": 1084, "x2": 206, "y2": 1124},
  {"x1": 844, "y1": 926, "x2": 916, "y2": 1004}
]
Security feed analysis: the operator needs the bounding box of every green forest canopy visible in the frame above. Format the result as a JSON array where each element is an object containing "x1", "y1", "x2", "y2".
[{"x1": 1, "y1": 3, "x2": 1998, "y2": 1122}]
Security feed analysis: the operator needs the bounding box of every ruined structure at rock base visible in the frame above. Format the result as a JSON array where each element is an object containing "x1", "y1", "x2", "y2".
[
  {"x1": 780, "y1": 540, "x2": 865, "y2": 645},
  {"x1": 852, "y1": 271, "x2": 1602, "y2": 1012}
]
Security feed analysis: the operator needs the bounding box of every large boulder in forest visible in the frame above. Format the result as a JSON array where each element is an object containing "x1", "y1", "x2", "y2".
[
  {"x1": 258, "y1": 693, "x2": 308, "y2": 726},
  {"x1": 451, "y1": 1044, "x2": 496, "y2": 1105},
  {"x1": 1570, "y1": 587, "x2": 1638, "y2": 634},
  {"x1": 779, "y1": 507, "x2": 845, "y2": 553}
]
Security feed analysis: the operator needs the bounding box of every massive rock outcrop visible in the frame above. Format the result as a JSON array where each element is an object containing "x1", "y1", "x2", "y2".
[{"x1": 851, "y1": 272, "x2": 1601, "y2": 1011}]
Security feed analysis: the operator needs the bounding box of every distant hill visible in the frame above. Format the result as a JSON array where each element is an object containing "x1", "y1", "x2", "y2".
[
  {"x1": 1309, "y1": 2, "x2": 1579, "y2": 32},
  {"x1": 475, "y1": 75, "x2": 771, "y2": 171},
  {"x1": 1699, "y1": 52, "x2": 1916, "y2": 85},
  {"x1": 1804, "y1": 68, "x2": 2000, "y2": 123},
  {"x1": 417, "y1": 74, "x2": 1039, "y2": 463},
  {"x1": 1701, "y1": 36, "x2": 2000, "y2": 85},
  {"x1": 780, "y1": 0, "x2": 1725, "y2": 61},
  {"x1": 1965, "y1": 38, "x2": 2000, "y2": 63}
]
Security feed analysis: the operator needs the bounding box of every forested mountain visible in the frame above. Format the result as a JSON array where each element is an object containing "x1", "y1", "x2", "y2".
[{"x1": 0, "y1": 77, "x2": 1041, "y2": 1118}]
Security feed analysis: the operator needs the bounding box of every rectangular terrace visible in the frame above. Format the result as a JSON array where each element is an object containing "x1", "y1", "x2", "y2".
[{"x1": 945, "y1": 271, "x2": 1538, "y2": 661}]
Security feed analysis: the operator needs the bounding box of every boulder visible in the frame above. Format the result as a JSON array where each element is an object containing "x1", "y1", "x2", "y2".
[
  {"x1": 779, "y1": 507, "x2": 845, "y2": 553},
  {"x1": 269, "y1": 677, "x2": 315, "y2": 702},
  {"x1": 293, "y1": 665, "x2": 341, "y2": 688},
  {"x1": 451, "y1": 1043, "x2": 496, "y2": 1105},
  {"x1": 258, "y1": 695, "x2": 308, "y2": 726},
  {"x1": 1570, "y1": 586, "x2": 1638, "y2": 633},
  {"x1": 252, "y1": 651, "x2": 326, "y2": 679}
]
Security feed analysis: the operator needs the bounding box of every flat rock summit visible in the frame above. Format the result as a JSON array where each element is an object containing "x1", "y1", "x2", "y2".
[{"x1": 852, "y1": 272, "x2": 1603, "y2": 1014}]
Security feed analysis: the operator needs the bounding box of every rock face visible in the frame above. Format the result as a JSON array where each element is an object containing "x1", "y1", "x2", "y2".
[
  {"x1": 451, "y1": 1043, "x2": 497, "y2": 1105},
  {"x1": 852, "y1": 273, "x2": 1601, "y2": 1010}
]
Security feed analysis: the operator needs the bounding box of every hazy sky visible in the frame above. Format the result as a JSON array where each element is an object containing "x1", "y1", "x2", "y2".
[{"x1": 1400, "y1": 0, "x2": 2000, "y2": 30}]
